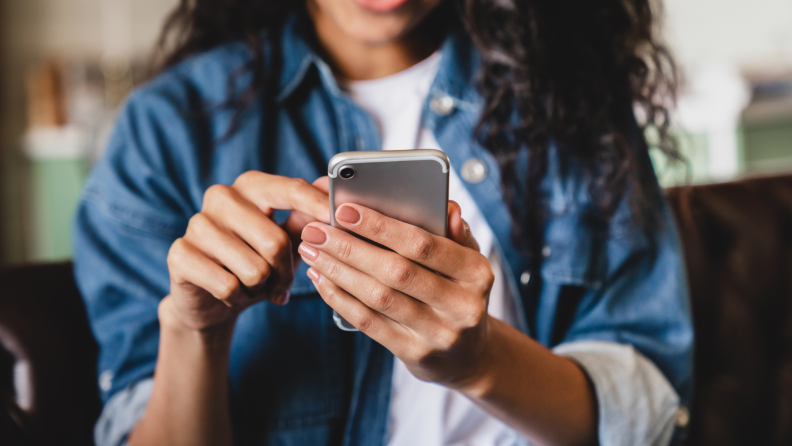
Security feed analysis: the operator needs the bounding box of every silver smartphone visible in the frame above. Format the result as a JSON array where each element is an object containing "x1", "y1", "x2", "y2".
[{"x1": 328, "y1": 149, "x2": 451, "y2": 331}]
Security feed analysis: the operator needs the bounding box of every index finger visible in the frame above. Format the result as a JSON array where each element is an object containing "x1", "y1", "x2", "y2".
[
  {"x1": 333, "y1": 203, "x2": 480, "y2": 279},
  {"x1": 232, "y1": 172, "x2": 330, "y2": 223}
]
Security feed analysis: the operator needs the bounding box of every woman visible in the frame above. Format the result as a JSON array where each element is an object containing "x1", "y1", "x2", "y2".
[{"x1": 75, "y1": 1, "x2": 693, "y2": 445}]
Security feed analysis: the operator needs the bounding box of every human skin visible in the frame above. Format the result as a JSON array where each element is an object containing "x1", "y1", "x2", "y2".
[
  {"x1": 128, "y1": 1, "x2": 598, "y2": 446},
  {"x1": 301, "y1": 201, "x2": 598, "y2": 446},
  {"x1": 307, "y1": 0, "x2": 447, "y2": 80},
  {"x1": 129, "y1": 174, "x2": 331, "y2": 446}
]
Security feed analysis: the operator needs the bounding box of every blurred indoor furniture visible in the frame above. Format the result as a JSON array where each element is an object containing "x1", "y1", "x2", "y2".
[
  {"x1": 24, "y1": 60, "x2": 91, "y2": 263},
  {"x1": 0, "y1": 263, "x2": 100, "y2": 445},
  {"x1": 2, "y1": 174, "x2": 792, "y2": 445},
  {"x1": 667, "y1": 174, "x2": 792, "y2": 445}
]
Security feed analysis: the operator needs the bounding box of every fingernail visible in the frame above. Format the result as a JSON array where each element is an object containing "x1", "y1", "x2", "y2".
[
  {"x1": 336, "y1": 205, "x2": 361, "y2": 224},
  {"x1": 307, "y1": 267, "x2": 321, "y2": 283},
  {"x1": 275, "y1": 291, "x2": 290, "y2": 306},
  {"x1": 298, "y1": 243, "x2": 319, "y2": 261},
  {"x1": 302, "y1": 226, "x2": 327, "y2": 245}
]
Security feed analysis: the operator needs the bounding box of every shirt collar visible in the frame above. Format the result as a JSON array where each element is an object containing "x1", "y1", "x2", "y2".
[
  {"x1": 276, "y1": 13, "x2": 321, "y2": 102},
  {"x1": 275, "y1": 13, "x2": 481, "y2": 106},
  {"x1": 429, "y1": 23, "x2": 482, "y2": 108}
]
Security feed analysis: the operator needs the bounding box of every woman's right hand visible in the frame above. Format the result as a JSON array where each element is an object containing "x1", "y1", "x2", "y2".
[{"x1": 162, "y1": 172, "x2": 330, "y2": 333}]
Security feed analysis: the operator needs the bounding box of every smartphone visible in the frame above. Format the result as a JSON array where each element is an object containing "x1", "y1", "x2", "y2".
[{"x1": 328, "y1": 149, "x2": 451, "y2": 331}]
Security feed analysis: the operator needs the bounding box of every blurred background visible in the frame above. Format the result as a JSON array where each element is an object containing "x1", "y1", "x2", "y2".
[{"x1": 0, "y1": 0, "x2": 790, "y2": 265}]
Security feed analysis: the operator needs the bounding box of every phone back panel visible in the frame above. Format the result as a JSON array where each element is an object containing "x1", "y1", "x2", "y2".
[
  {"x1": 327, "y1": 150, "x2": 449, "y2": 331},
  {"x1": 329, "y1": 152, "x2": 450, "y2": 237}
]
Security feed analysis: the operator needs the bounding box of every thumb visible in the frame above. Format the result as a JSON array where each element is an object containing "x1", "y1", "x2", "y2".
[
  {"x1": 448, "y1": 201, "x2": 480, "y2": 252},
  {"x1": 283, "y1": 176, "x2": 330, "y2": 242}
]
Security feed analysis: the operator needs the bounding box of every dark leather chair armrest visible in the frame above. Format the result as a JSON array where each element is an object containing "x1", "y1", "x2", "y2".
[{"x1": 0, "y1": 263, "x2": 101, "y2": 446}]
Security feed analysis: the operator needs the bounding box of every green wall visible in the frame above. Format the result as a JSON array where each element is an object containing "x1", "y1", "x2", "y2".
[
  {"x1": 28, "y1": 157, "x2": 88, "y2": 261},
  {"x1": 743, "y1": 119, "x2": 792, "y2": 173}
]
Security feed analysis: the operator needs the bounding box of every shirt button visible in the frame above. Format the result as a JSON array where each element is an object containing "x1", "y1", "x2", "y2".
[
  {"x1": 461, "y1": 158, "x2": 487, "y2": 184},
  {"x1": 520, "y1": 271, "x2": 531, "y2": 285},
  {"x1": 99, "y1": 370, "x2": 114, "y2": 392},
  {"x1": 430, "y1": 95, "x2": 455, "y2": 116},
  {"x1": 542, "y1": 246, "x2": 552, "y2": 257},
  {"x1": 675, "y1": 406, "x2": 690, "y2": 428}
]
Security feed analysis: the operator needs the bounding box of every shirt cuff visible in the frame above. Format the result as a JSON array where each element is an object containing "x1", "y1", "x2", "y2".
[
  {"x1": 94, "y1": 378, "x2": 154, "y2": 446},
  {"x1": 553, "y1": 341, "x2": 680, "y2": 446}
]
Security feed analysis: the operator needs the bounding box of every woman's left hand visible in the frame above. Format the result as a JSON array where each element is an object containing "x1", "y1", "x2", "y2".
[{"x1": 298, "y1": 201, "x2": 495, "y2": 390}]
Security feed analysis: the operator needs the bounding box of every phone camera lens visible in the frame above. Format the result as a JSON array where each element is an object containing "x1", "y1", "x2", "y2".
[{"x1": 340, "y1": 166, "x2": 356, "y2": 179}]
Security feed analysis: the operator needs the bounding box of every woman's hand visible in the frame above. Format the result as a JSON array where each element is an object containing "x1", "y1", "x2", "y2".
[
  {"x1": 163, "y1": 173, "x2": 330, "y2": 333},
  {"x1": 135, "y1": 175, "x2": 329, "y2": 446},
  {"x1": 298, "y1": 201, "x2": 495, "y2": 389}
]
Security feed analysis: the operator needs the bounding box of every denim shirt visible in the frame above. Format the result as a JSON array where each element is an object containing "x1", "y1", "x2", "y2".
[{"x1": 73, "y1": 15, "x2": 694, "y2": 446}]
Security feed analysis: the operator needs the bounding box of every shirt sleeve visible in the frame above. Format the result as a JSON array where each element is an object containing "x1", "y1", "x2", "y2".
[
  {"x1": 535, "y1": 200, "x2": 694, "y2": 415},
  {"x1": 533, "y1": 151, "x2": 693, "y2": 444},
  {"x1": 94, "y1": 379, "x2": 154, "y2": 446},
  {"x1": 73, "y1": 82, "x2": 202, "y2": 402},
  {"x1": 553, "y1": 341, "x2": 681, "y2": 446}
]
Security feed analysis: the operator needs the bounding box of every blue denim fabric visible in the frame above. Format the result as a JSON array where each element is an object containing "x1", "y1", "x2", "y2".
[{"x1": 73, "y1": 14, "x2": 693, "y2": 446}]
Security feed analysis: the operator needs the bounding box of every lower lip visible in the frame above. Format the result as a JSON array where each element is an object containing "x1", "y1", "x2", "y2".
[{"x1": 353, "y1": 0, "x2": 411, "y2": 13}]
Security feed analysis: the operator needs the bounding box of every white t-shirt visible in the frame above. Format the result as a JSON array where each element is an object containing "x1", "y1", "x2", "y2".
[{"x1": 344, "y1": 52, "x2": 523, "y2": 446}]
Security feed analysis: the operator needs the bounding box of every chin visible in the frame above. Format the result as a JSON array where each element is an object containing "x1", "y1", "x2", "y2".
[
  {"x1": 344, "y1": 16, "x2": 416, "y2": 44},
  {"x1": 312, "y1": 0, "x2": 444, "y2": 45}
]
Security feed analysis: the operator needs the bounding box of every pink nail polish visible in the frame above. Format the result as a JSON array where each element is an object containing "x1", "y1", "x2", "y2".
[
  {"x1": 307, "y1": 267, "x2": 321, "y2": 282},
  {"x1": 299, "y1": 243, "x2": 319, "y2": 261},
  {"x1": 336, "y1": 205, "x2": 361, "y2": 224},
  {"x1": 302, "y1": 226, "x2": 327, "y2": 245}
]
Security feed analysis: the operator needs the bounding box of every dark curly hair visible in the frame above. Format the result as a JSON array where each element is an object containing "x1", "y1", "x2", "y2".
[{"x1": 156, "y1": 0, "x2": 679, "y2": 256}]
